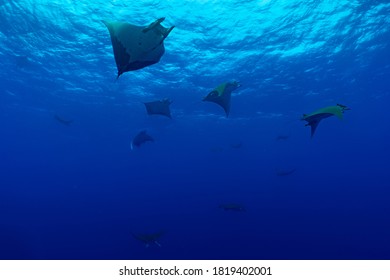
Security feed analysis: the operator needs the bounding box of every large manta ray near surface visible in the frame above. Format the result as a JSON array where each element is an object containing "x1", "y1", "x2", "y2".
[
  {"x1": 103, "y1": 18, "x2": 174, "y2": 78},
  {"x1": 301, "y1": 104, "x2": 350, "y2": 138}
]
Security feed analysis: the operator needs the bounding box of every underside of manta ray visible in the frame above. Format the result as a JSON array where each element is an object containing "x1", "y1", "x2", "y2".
[
  {"x1": 301, "y1": 104, "x2": 350, "y2": 137},
  {"x1": 103, "y1": 18, "x2": 174, "y2": 78},
  {"x1": 203, "y1": 80, "x2": 240, "y2": 117},
  {"x1": 144, "y1": 98, "x2": 172, "y2": 118}
]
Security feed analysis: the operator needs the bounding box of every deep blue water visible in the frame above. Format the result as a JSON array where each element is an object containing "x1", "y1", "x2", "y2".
[{"x1": 1, "y1": 1, "x2": 390, "y2": 260}]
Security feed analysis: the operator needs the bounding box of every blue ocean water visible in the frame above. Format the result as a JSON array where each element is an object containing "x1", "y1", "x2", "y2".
[{"x1": 1, "y1": 0, "x2": 389, "y2": 260}]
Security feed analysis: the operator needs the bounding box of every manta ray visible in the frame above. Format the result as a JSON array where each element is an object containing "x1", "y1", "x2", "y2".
[
  {"x1": 54, "y1": 115, "x2": 73, "y2": 126},
  {"x1": 143, "y1": 98, "x2": 172, "y2": 119},
  {"x1": 132, "y1": 232, "x2": 164, "y2": 248},
  {"x1": 203, "y1": 80, "x2": 240, "y2": 117},
  {"x1": 275, "y1": 135, "x2": 289, "y2": 141},
  {"x1": 276, "y1": 168, "x2": 296, "y2": 176},
  {"x1": 219, "y1": 203, "x2": 246, "y2": 212},
  {"x1": 230, "y1": 141, "x2": 243, "y2": 149},
  {"x1": 301, "y1": 104, "x2": 350, "y2": 137},
  {"x1": 103, "y1": 18, "x2": 174, "y2": 78},
  {"x1": 131, "y1": 130, "x2": 154, "y2": 150}
]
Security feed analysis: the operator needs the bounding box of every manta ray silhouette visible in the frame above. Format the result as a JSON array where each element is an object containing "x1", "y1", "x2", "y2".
[
  {"x1": 203, "y1": 80, "x2": 240, "y2": 117},
  {"x1": 54, "y1": 115, "x2": 73, "y2": 126},
  {"x1": 132, "y1": 232, "x2": 164, "y2": 248},
  {"x1": 103, "y1": 18, "x2": 174, "y2": 78},
  {"x1": 275, "y1": 135, "x2": 289, "y2": 141},
  {"x1": 143, "y1": 99, "x2": 172, "y2": 119},
  {"x1": 131, "y1": 130, "x2": 154, "y2": 150},
  {"x1": 219, "y1": 203, "x2": 246, "y2": 211},
  {"x1": 301, "y1": 104, "x2": 350, "y2": 137},
  {"x1": 276, "y1": 168, "x2": 296, "y2": 176}
]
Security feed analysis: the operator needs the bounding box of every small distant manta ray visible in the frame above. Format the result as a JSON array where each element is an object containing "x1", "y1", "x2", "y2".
[
  {"x1": 275, "y1": 135, "x2": 289, "y2": 141},
  {"x1": 143, "y1": 98, "x2": 172, "y2": 119},
  {"x1": 230, "y1": 141, "x2": 243, "y2": 149},
  {"x1": 219, "y1": 203, "x2": 246, "y2": 212},
  {"x1": 276, "y1": 168, "x2": 296, "y2": 176},
  {"x1": 203, "y1": 80, "x2": 240, "y2": 117},
  {"x1": 301, "y1": 104, "x2": 350, "y2": 138},
  {"x1": 103, "y1": 18, "x2": 175, "y2": 78},
  {"x1": 131, "y1": 130, "x2": 154, "y2": 150},
  {"x1": 210, "y1": 146, "x2": 224, "y2": 153},
  {"x1": 131, "y1": 232, "x2": 164, "y2": 248},
  {"x1": 54, "y1": 114, "x2": 73, "y2": 126}
]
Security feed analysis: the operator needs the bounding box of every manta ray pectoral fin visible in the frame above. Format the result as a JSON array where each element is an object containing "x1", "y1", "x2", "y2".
[
  {"x1": 143, "y1": 17, "x2": 165, "y2": 33},
  {"x1": 337, "y1": 104, "x2": 350, "y2": 111},
  {"x1": 333, "y1": 110, "x2": 344, "y2": 120},
  {"x1": 310, "y1": 120, "x2": 320, "y2": 138},
  {"x1": 143, "y1": 18, "x2": 175, "y2": 47},
  {"x1": 333, "y1": 104, "x2": 350, "y2": 119}
]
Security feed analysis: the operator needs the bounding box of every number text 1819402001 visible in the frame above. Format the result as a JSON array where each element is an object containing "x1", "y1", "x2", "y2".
[{"x1": 212, "y1": 266, "x2": 272, "y2": 276}]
